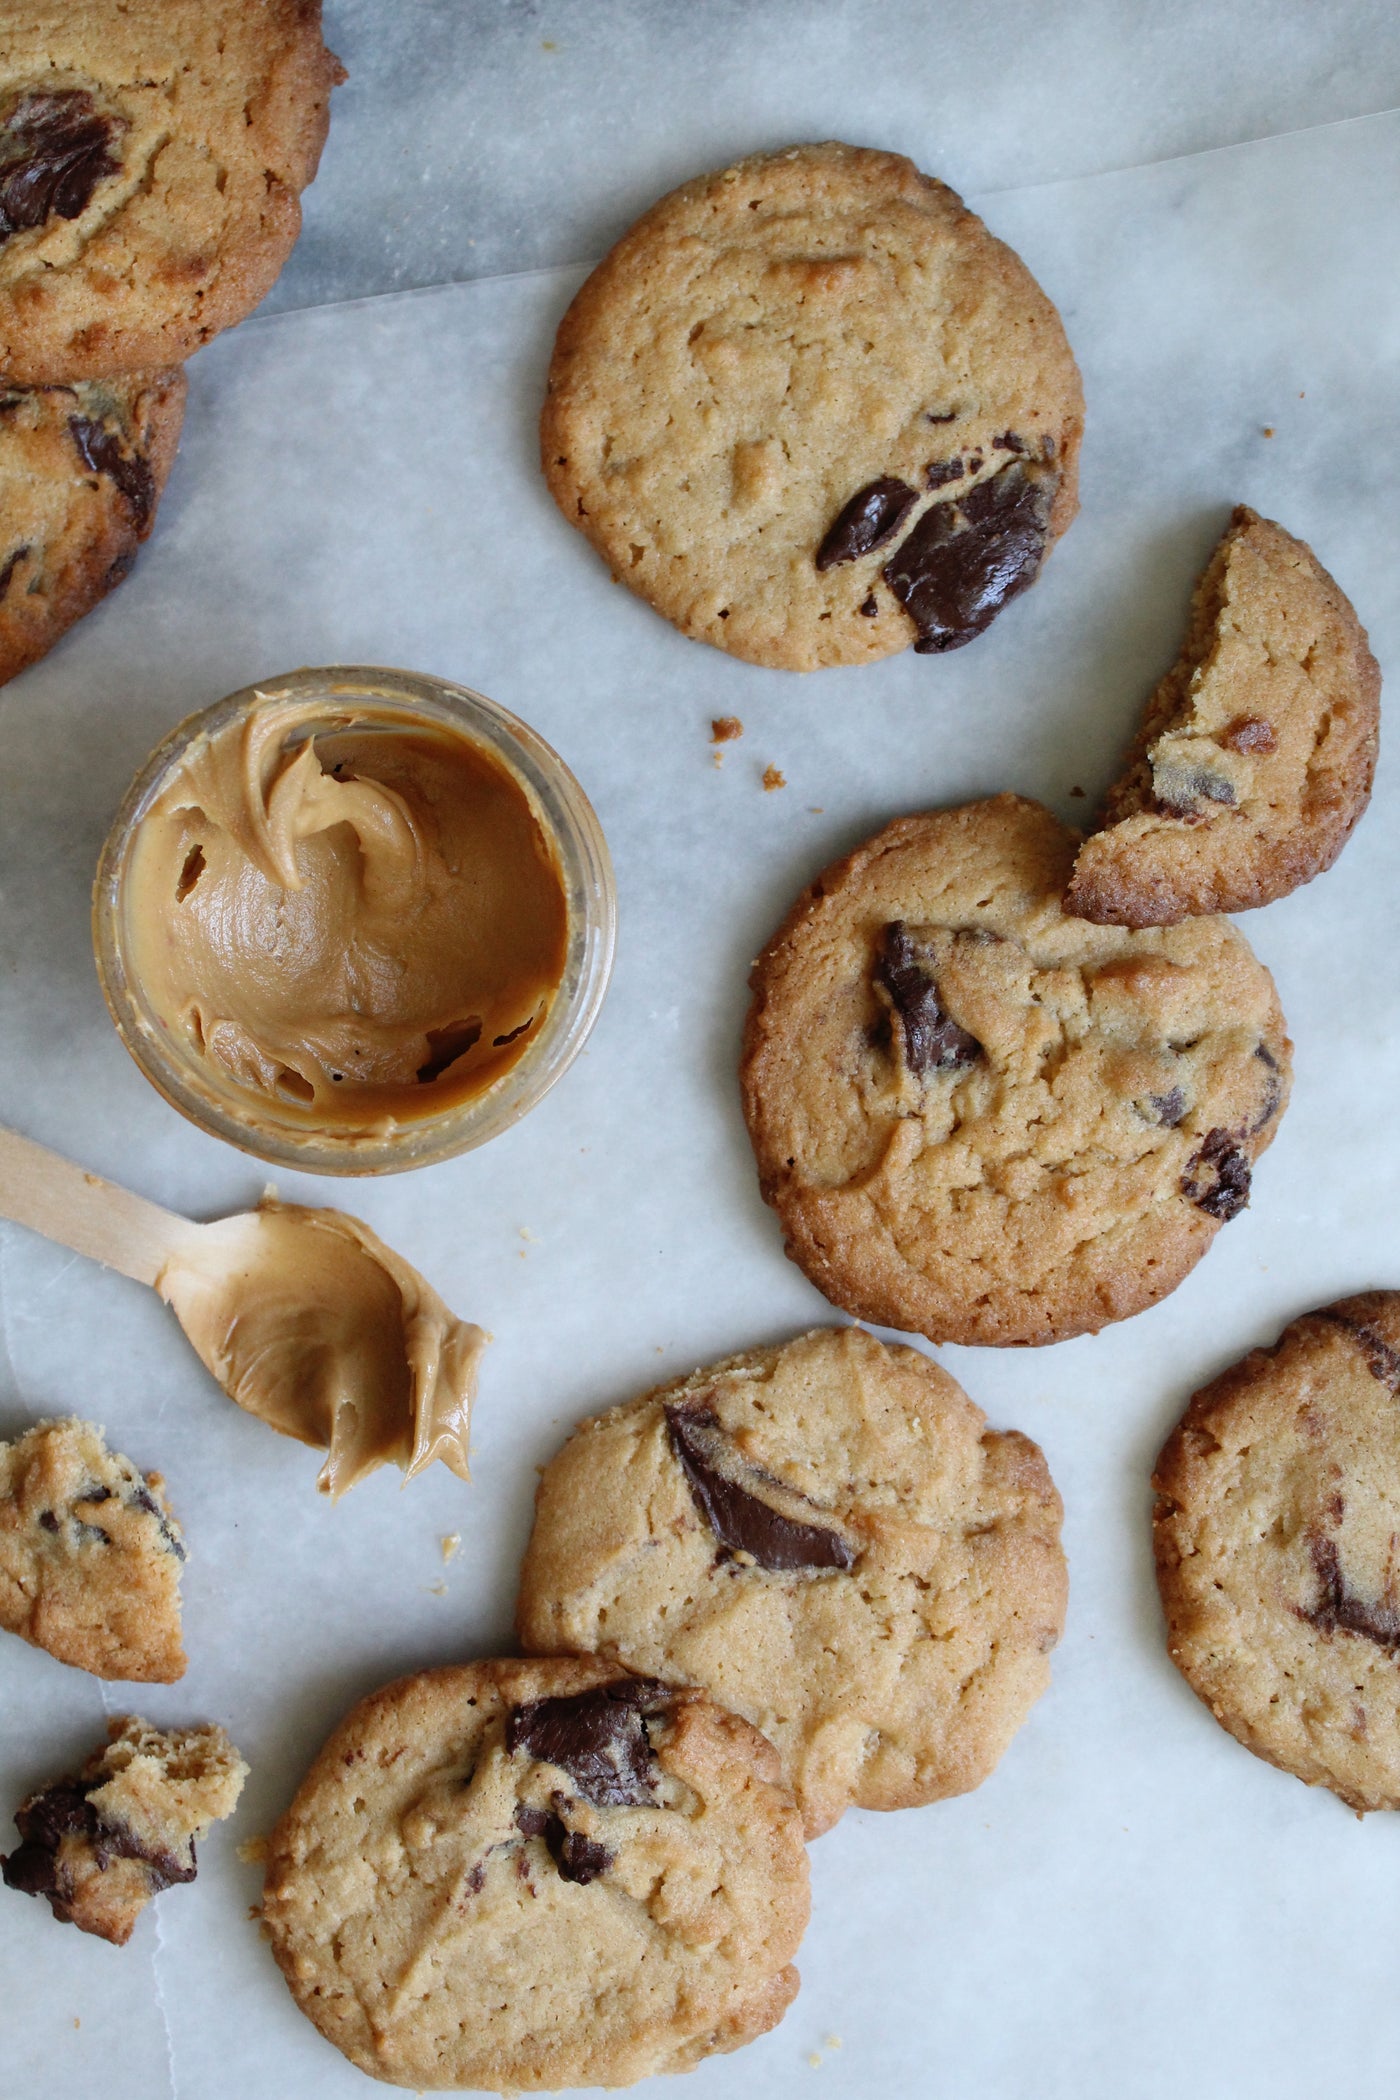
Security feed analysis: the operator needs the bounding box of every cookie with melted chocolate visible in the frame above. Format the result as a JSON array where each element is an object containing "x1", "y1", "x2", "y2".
[
  {"x1": 1154, "y1": 1293, "x2": 1400, "y2": 1812},
  {"x1": 1067, "y1": 508, "x2": 1380, "y2": 925},
  {"x1": 518, "y1": 1327, "x2": 1067, "y2": 1838},
  {"x1": 741, "y1": 795, "x2": 1291, "y2": 1346},
  {"x1": 0, "y1": 3, "x2": 342, "y2": 380},
  {"x1": 2, "y1": 1714, "x2": 246, "y2": 1942},
  {"x1": 542, "y1": 142, "x2": 1082, "y2": 670},
  {"x1": 262, "y1": 1657, "x2": 808, "y2": 2091},
  {"x1": 0, "y1": 368, "x2": 184, "y2": 685}
]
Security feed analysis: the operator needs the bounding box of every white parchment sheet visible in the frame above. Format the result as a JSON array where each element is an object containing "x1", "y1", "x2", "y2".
[{"x1": 2, "y1": 109, "x2": 1399, "y2": 2100}]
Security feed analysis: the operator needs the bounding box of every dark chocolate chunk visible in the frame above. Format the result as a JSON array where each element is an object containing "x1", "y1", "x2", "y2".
[
  {"x1": 0, "y1": 91, "x2": 123, "y2": 245},
  {"x1": 91, "y1": 1816, "x2": 194, "y2": 1892},
  {"x1": 992, "y1": 431, "x2": 1027, "y2": 454},
  {"x1": 38, "y1": 1509, "x2": 59, "y2": 1533},
  {"x1": 1222, "y1": 715, "x2": 1278, "y2": 755},
  {"x1": 815, "y1": 477, "x2": 917, "y2": 571},
  {"x1": 858, "y1": 594, "x2": 878, "y2": 617},
  {"x1": 1181, "y1": 1127, "x2": 1251, "y2": 1221},
  {"x1": 2, "y1": 1778, "x2": 92, "y2": 1911},
  {"x1": 1302, "y1": 1534, "x2": 1400, "y2": 1652},
  {"x1": 924, "y1": 457, "x2": 964, "y2": 490},
  {"x1": 1152, "y1": 765, "x2": 1237, "y2": 816},
  {"x1": 875, "y1": 921, "x2": 983, "y2": 1078},
  {"x1": 506, "y1": 1682, "x2": 667, "y2": 1806},
  {"x1": 1317, "y1": 1310, "x2": 1400, "y2": 1393},
  {"x1": 1250, "y1": 1042, "x2": 1283, "y2": 1134},
  {"x1": 925, "y1": 409, "x2": 957, "y2": 423},
  {"x1": 544, "y1": 1820, "x2": 612, "y2": 1885},
  {"x1": 1145, "y1": 1086, "x2": 1187, "y2": 1127},
  {"x1": 0, "y1": 545, "x2": 28, "y2": 600},
  {"x1": 68, "y1": 416, "x2": 154, "y2": 531},
  {"x1": 665, "y1": 1401, "x2": 855, "y2": 1573},
  {"x1": 464, "y1": 1861, "x2": 486, "y2": 1895},
  {"x1": 881, "y1": 462, "x2": 1053, "y2": 652},
  {"x1": 513, "y1": 1804, "x2": 550, "y2": 1838}
]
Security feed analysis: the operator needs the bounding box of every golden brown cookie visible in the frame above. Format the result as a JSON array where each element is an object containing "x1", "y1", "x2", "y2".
[
  {"x1": 1066, "y1": 508, "x2": 1380, "y2": 925},
  {"x1": 741, "y1": 795, "x2": 1291, "y2": 1346},
  {"x1": 1154, "y1": 1293, "x2": 1400, "y2": 1812},
  {"x1": 262, "y1": 1658, "x2": 809, "y2": 2092},
  {"x1": 0, "y1": 369, "x2": 184, "y2": 684},
  {"x1": 1, "y1": 1715, "x2": 246, "y2": 1942},
  {"x1": 517, "y1": 1326, "x2": 1067, "y2": 1838},
  {"x1": 542, "y1": 142, "x2": 1083, "y2": 671},
  {"x1": 0, "y1": 1416, "x2": 186, "y2": 1681},
  {"x1": 0, "y1": 2, "x2": 342, "y2": 381}
]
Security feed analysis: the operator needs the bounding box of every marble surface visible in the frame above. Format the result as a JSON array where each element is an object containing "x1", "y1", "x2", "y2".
[{"x1": 3, "y1": 17, "x2": 1400, "y2": 2099}]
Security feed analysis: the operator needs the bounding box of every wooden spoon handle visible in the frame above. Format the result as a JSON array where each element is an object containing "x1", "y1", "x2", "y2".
[{"x1": 0, "y1": 1127, "x2": 195, "y2": 1288}]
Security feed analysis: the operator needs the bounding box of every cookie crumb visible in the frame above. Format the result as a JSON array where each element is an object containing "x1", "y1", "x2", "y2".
[
  {"x1": 427, "y1": 1581, "x2": 448, "y2": 1597},
  {"x1": 1069, "y1": 785, "x2": 1085, "y2": 798},
  {"x1": 1262, "y1": 425, "x2": 1275, "y2": 437},
  {"x1": 808, "y1": 806, "x2": 825, "y2": 814},
  {"x1": 236, "y1": 1835, "x2": 269, "y2": 1867},
  {"x1": 711, "y1": 716, "x2": 744, "y2": 743},
  {"x1": 825, "y1": 2034, "x2": 843, "y2": 2049},
  {"x1": 441, "y1": 1534, "x2": 461, "y2": 1564},
  {"x1": 762, "y1": 765, "x2": 786, "y2": 792}
]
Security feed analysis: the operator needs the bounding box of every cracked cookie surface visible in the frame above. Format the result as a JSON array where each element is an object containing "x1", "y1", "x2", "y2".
[
  {"x1": 0, "y1": 1416, "x2": 187, "y2": 1681},
  {"x1": 517, "y1": 1326, "x2": 1067, "y2": 1838},
  {"x1": 262, "y1": 1657, "x2": 809, "y2": 2092},
  {"x1": 1066, "y1": 507, "x2": 1380, "y2": 925},
  {"x1": 542, "y1": 142, "x2": 1083, "y2": 671},
  {"x1": 0, "y1": 368, "x2": 184, "y2": 684},
  {"x1": 741, "y1": 795, "x2": 1290, "y2": 1346},
  {"x1": 1154, "y1": 1294, "x2": 1400, "y2": 1811},
  {"x1": 0, "y1": 1, "x2": 342, "y2": 380},
  {"x1": 1, "y1": 1714, "x2": 246, "y2": 1942}
]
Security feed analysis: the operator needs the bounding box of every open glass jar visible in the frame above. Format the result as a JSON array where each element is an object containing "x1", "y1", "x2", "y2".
[{"x1": 94, "y1": 666, "x2": 616, "y2": 1174}]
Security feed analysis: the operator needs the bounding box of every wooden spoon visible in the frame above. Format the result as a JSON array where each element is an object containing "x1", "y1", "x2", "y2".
[{"x1": 0, "y1": 1127, "x2": 485, "y2": 1498}]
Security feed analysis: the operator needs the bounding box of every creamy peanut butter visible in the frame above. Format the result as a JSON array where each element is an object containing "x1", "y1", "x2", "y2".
[
  {"x1": 157, "y1": 1199, "x2": 487, "y2": 1498},
  {"x1": 122, "y1": 696, "x2": 569, "y2": 1138}
]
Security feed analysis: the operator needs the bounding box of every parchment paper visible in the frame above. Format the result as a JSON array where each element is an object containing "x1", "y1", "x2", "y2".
[{"x1": 1, "y1": 106, "x2": 1398, "y2": 2100}]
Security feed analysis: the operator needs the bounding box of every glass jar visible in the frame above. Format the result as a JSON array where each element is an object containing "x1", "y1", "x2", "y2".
[{"x1": 93, "y1": 666, "x2": 616, "y2": 1174}]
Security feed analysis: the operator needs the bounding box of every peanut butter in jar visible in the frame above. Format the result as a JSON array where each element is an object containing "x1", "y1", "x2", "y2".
[{"x1": 95, "y1": 669, "x2": 615, "y2": 1172}]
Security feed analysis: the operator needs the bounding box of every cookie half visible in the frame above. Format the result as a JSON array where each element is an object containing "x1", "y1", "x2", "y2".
[
  {"x1": 0, "y1": 1416, "x2": 187, "y2": 1681},
  {"x1": 1066, "y1": 508, "x2": 1380, "y2": 925},
  {"x1": 0, "y1": 369, "x2": 184, "y2": 684},
  {"x1": 0, "y1": 2, "x2": 342, "y2": 380},
  {"x1": 1154, "y1": 1293, "x2": 1400, "y2": 1812},
  {"x1": 542, "y1": 142, "x2": 1083, "y2": 670},
  {"x1": 2, "y1": 1714, "x2": 246, "y2": 1942},
  {"x1": 741, "y1": 794, "x2": 1290, "y2": 1346},
  {"x1": 262, "y1": 1658, "x2": 809, "y2": 2092},
  {"x1": 518, "y1": 1327, "x2": 1067, "y2": 1839}
]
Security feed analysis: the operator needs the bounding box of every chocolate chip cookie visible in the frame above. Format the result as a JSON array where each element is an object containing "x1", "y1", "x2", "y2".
[
  {"x1": 0, "y1": 369, "x2": 184, "y2": 685},
  {"x1": 542, "y1": 142, "x2": 1083, "y2": 671},
  {"x1": 2, "y1": 1714, "x2": 246, "y2": 1942},
  {"x1": 0, "y1": 2, "x2": 343, "y2": 381},
  {"x1": 0, "y1": 1416, "x2": 186, "y2": 1681},
  {"x1": 741, "y1": 795, "x2": 1290, "y2": 1347},
  {"x1": 1066, "y1": 508, "x2": 1380, "y2": 925},
  {"x1": 1155, "y1": 1293, "x2": 1400, "y2": 1811},
  {"x1": 262, "y1": 1658, "x2": 809, "y2": 2091},
  {"x1": 517, "y1": 1326, "x2": 1067, "y2": 1838}
]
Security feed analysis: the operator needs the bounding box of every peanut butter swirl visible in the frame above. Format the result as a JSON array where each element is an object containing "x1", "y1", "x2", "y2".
[
  {"x1": 123, "y1": 696, "x2": 569, "y2": 1138},
  {"x1": 157, "y1": 1200, "x2": 486, "y2": 1499}
]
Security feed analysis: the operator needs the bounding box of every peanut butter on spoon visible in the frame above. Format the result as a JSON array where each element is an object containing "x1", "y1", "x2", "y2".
[{"x1": 0, "y1": 1129, "x2": 487, "y2": 1499}]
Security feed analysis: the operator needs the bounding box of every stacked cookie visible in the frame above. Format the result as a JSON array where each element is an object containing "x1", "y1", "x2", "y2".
[{"x1": 0, "y1": 0, "x2": 342, "y2": 685}]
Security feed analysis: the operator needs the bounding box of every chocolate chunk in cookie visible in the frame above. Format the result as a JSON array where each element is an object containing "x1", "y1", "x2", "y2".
[
  {"x1": 0, "y1": 3, "x2": 343, "y2": 381},
  {"x1": 519, "y1": 1327, "x2": 1067, "y2": 1838},
  {"x1": 0, "y1": 369, "x2": 185, "y2": 687},
  {"x1": 542, "y1": 143, "x2": 1082, "y2": 670},
  {"x1": 262, "y1": 1658, "x2": 808, "y2": 2090},
  {"x1": 1154, "y1": 1293, "x2": 1400, "y2": 1811},
  {"x1": 0, "y1": 1417, "x2": 187, "y2": 1680},
  {"x1": 2, "y1": 1715, "x2": 246, "y2": 1941},
  {"x1": 741, "y1": 795, "x2": 1291, "y2": 1346},
  {"x1": 1067, "y1": 508, "x2": 1380, "y2": 925}
]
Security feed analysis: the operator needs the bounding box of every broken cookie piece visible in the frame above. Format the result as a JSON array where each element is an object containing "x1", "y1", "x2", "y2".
[
  {"x1": 2, "y1": 1715, "x2": 247, "y2": 1942},
  {"x1": 1067, "y1": 507, "x2": 1380, "y2": 926},
  {"x1": 0, "y1": 1417, "x2": 187, "y2": 1681}
]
